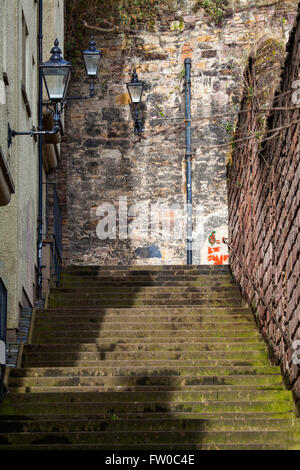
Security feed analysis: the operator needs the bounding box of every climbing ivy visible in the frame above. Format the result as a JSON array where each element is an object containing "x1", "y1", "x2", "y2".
[{"x1": 193, "y1": 0, "x2": 229, "y2": 25}]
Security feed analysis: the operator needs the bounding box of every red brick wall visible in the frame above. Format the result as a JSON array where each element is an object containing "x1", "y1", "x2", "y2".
[{"x1": 227, "y1": 7, "x2": 300, "y2": 409}]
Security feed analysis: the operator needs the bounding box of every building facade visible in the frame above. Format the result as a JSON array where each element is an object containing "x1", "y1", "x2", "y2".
[{"x1": 0, "y1": 0, "x2": 64, "y2": 338}]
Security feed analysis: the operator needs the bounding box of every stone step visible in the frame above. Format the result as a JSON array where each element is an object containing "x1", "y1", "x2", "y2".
[
  {"x1": 34, "y1": 314, "x2": 255, "y2": 325},
  {"x1": 1, "y1": 411, "x2": 294, "y2": 421},
  {"x1": 31, "y1": 335, "x2": 262, "y2": 345},
  {"x1": 1, "y1": 417, "x2": 299, "y2": 433},
  {"x1": 48, "y1": 297, "x2": 243, "y2": 308},
  {"x1": 0, "y1": 400, "x2": 294, "y2": 415},
  {"x1": 22, "y1": 350, "x2": 270, "y2": 363},
  {"x1": 60, "y1": 279, "x2": 235, "y2": 288},
  {"x1": 8, "y1": 374, "x2": 283, "y2": 388},
  {"x1": 23, "y1": 341, "x2": 267, "y2": 353},
  {"x1": 36, "y1": 306, "x2": 252, "y2": 316},
  {"x1": 0, "y1": 429, "x2": 299, "y2": 447},
  {"x1": 51, "y1": 287, "x2": 240, "y2": 296},
  {"x1": 32, "y1": 330, "x2": 261, "y2": 342},
  {"x1": 10, "y1": 369, "x2": 283, "y2": 391},
  {"x1": 34, "y1": 321, "x2": 255, "y2": 332},
  {"x1": 49, "y1": 290, "x2": 242, "y2": 299},
  {"x1": 10, "y1": 365, "x2": 279, "y2": 377},
  {"x1": 8, "y1": 384, "x2": 286, "y2": 394},
  {"x1": 53, "y1": 285, "x2": 240, "y2": 293},
  {"x1": 3, "y1": 390, "x2": 292, "y2": 403},
  {"x1": 63, "y1": 265, "x2": 231, "y2": 273},
  {"x1": 22, "y1": 359, "x2": 276, "y2": 369},
  {"x1": 61, "y1": 273, "x2": 234, "y2": 281}
]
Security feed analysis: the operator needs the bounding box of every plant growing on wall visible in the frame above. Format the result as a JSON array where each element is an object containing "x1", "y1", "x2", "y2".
[
  {"x1": 65, "y1": 0, "x2": 179, "y2": 60},
  {"x1": 193, "y1": 0, "x2": 229, "y2": 24}
]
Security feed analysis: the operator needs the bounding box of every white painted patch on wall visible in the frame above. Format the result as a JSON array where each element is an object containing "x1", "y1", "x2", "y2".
[{"x1": 200, "y1": 225, "x2": 229, "y2": 265}]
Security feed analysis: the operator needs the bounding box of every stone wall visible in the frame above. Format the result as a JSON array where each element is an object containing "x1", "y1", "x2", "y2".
[
  {"x1": 60, "y1": 0, "x2": 298, "y2": 265},
  {"x1": 227, "y1": 5, "x2": 300, "y2": 408}
]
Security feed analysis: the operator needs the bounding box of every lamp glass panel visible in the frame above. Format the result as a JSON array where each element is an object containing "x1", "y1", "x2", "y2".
[
  {"x1": 128, "y1": 84, "x2": 143, "y2": 103},
  {"x1": 43, "y1": 67, "x2": 70, "y2": 101},
  {"x1": 83, "y1": 54, "x2": 101, "y2": 76}
]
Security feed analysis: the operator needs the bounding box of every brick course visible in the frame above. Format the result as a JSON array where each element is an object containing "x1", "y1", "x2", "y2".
[{"x1": 228, "y1": 5, "x2": 300, "y2": 409}]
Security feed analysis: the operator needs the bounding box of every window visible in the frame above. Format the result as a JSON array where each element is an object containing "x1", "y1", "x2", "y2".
[
  {"x1": 0, "y1": 279, "x2": 7, "y2": 345},
  {"x1": 22, "y1": 12, "x2": 29, "y2": 88},
  {"x1": 21, "y1": 12, "x2": 31, "y2": 117},
  {"x1": 2, "y1": 0, "x2": 8, "y2": 83},
  {"x1": 0, "y1": 279, "x2": 7, "y2": 401}
]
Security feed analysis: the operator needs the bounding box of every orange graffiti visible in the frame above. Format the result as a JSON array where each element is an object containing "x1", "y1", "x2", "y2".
[
  {"x1": 207, "y1": 254, "x2": 229, "y2": 265},
  {"x1": 208, "y1": 247, "x2": 221, "y2": 254}
]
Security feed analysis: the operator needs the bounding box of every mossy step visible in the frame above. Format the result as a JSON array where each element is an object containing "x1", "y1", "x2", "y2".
[
  {"x1": 24, "y1": 358, "x2": 274, "y2": 373},
  {"x1": 0, "y1": 400, "x2": 294, "y2": 415},
  {"x1": 1, "y1": 411, "x2": 295, "y2": 421},
  {"x1": 60, "y1": 274, "x2": 234, "y2": 282},
  {"x1": 34, "y1": 321, "x2": 256, "y2": 332},
  {"x1": 49, "y1": 292, "x2": 242, "y2": 300},
  {"x1": 8, "y1": 374, "x2": 283, "y2": 387},
  {"x1": 0, "y1": 429, "x2": 299, "y2": 446},
  {"x1": 22, "y1": 350, "x2": 270, "y2": 363},
  {"x1": 31, "y1": 335, "x2": 262, "y2": 345},
  {"x1": 48, "y1": 298, "x2": 243, "y2": 308},
  {"x1": 63, "y1": 265, "x2": 231, "y2": 273},
  {"x1": 23, "y1": 351, "x2": 269, "y2": 362},
  {"x1": 35, "y1": 315, "x2": 254, "y2": 325},
  {"x1": 8, "y1": 385, "x2": 287, "y2": 394},
  {"x1": 10, "y1": 365, "x2": 280, "y2": 377},
  {"x1": 52, "y1": 285, "x2": 240, "y2": 293},
  {"x1": 23, "y1": 342, "x2": 267, "y2": 353},
  {"x1": 33, "y1": 331, "x2": 261, "y2": 341},
  {"x1": 1, "y1": 417, "x2": 299, "y2": 433},
  {"x1": 36, "y1": 306, "x2": 252, "y2": 316},
  {"x1": 60, "y1": 280, "x2": 235, "y2": 288},
  {"x1": 51, "y1": 287, "x2": 240, "y2": 297},
  {"x1": 3, "y1": 390, "x2": 292, "y2": 404}
]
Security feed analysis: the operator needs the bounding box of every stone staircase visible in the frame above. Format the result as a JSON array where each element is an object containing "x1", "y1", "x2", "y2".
[{"x1": 0, "y1": 265, "x2": 299, "y2": 450}]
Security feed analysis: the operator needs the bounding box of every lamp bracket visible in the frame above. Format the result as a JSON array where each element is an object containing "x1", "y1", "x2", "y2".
[
  {"x1": 133, "y1": 103, "x2": 144, "y2": 134},
  {"x1": 66, "y1": 79, "x2": 95, "y2": 101},
  {"x1": 8, "y1": 123, "x2": 61, "y2": 148}
]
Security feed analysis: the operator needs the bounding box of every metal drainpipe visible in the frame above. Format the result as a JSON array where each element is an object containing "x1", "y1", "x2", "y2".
[
  {"x1": 185, "y1": 58, "x2": 193, "y2": 265},
  {"x1": 37, "y1": 0, "x2": 43, "y2": 301}
]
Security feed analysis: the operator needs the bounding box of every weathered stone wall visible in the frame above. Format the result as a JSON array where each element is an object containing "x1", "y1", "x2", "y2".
[
  {"x1": 60, "y1": 0, "x2": 298, "y2": 265},
  {"x1": 227, "y1": 5, "x2": 300, "y2": 408}
]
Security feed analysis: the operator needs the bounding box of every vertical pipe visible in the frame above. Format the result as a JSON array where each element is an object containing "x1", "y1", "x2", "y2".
[
  {"x1": 37, "y1": 0, "x2": 43, "y2": 300},
  {"x1": 185, "y1": 58, "x2": 192, "y2": 265}
]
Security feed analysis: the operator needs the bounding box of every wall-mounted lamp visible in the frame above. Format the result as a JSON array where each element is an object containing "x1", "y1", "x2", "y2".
[
  {"x1": 83, "y1": 36, "x2": 103, "y2": 77},
  {"x1": 126, "y1": 69, "x2": 145, "y2": 134},
  {"x1": 68, "y1": 36, "x2": 103, "y2": 101},
  {"x1": 8, "y1": 37, "x2": 102, "y2": 147},
  {"x1": 41, "y1": 39, "x2": 72, "y2": 103}
]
